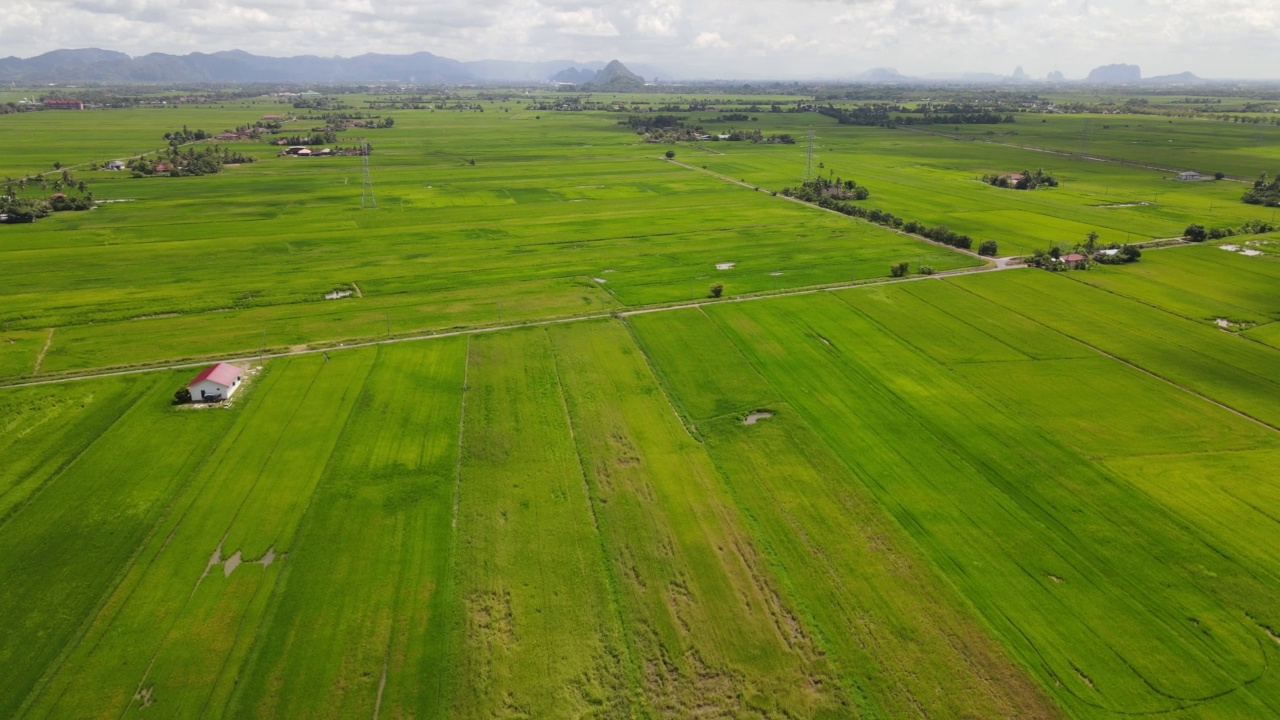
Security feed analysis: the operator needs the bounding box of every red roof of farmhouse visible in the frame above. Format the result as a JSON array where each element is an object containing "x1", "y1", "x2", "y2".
[
  {"x1": 188, "y1": 362, "x2": 243, "y2": 388},
  {"x1": 1061, "y1": 253, "x2": 1087, "y2": 262}
]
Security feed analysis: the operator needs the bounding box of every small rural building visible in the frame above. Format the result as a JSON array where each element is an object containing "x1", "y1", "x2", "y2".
[
  {"x1": 106, "y1": 160, "x2": 126, "y2": 170},
  {"x1": 43, "y1": 99, "x2": 84, "y2": 110},
  {"x1": 1060, "y1": 253, "x2": 1088, "y2": 263},
  {"x1": 1177, "y1": 171, "x2": 1203, "y2": 181},
  {"x1": 187, "y1": 362, "x2": 244, "y2": 402}
]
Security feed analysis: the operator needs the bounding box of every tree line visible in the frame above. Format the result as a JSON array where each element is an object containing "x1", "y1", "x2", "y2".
[{"x1": 1, "y1": 169, "x2": 94, "y2": 223}]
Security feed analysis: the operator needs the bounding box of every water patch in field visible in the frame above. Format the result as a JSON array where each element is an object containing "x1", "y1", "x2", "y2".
[
  {"x1": 592, "y1": 277, "x2": 607, "y2": 284},
  {"x1": 324, "y1": 289, "x2": 353, "y2": 300},
  {"x1": 1048, "y1": 574, "x2": 1064, "y2": 583},
  {"x1": 743, "y1": 411, "x2": 774, "y2": 425},
  {"x1": 769, "y1": 271, "x2": 784, "y2": 276},
  {"x1": 1095, "y1": 201, "x2": 1149, "y2": 208},
  {"x1": 259, "y1": 547, "x2": 277, "y2": 567},
  {"x1": 223, "y1": 550, "x2": 242, "y2": 577},
  {"x1": 97, "y1": 198, "x2": 138, "y2": 204},
  {"x1": 716, "y1": 262, "x2": 736, "y2": 270},
  {"x1": 1220, "y1": 244, "x2": 1265, "y2": 257}
]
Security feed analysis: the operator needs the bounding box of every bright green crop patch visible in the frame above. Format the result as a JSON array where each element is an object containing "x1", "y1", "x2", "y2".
[
  {"x1": 1066, "y1": 242, "x2": 1280, "y2": 325},
  {"x1": 695, "y1": 290, "x2": 1280, "y2": 717}
]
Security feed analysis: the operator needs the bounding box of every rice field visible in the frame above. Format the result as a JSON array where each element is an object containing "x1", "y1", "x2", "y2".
[{"x1": 3, "y1": 90, "x2": 1280, "y2": 718}]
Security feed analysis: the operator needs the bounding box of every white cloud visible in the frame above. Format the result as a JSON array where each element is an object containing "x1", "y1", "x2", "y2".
[{"x1": 692, "y1": 31, "x2": 731, "y2": 49}]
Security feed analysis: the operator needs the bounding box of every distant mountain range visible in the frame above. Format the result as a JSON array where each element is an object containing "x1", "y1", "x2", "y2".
[
  {"x1": 0, "y1": 48, "x2": 1207, "y2": 86},
  {"x1": 0, "y1": 48, "x2": 663, "y2": 85},
  {"x1": 852, "y1": 64, "x2": 1203, "y2": 86}
]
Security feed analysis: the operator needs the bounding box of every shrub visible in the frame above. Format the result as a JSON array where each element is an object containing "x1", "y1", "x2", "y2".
[
  {"x1": 890, "y1": 261, "x2": 910, "y2": 278},
  {"x1": 1184, "y1": 224, "x2": 1208, "y2": 242},
  {"x1": 173, "y1": 388, "x2": 192, "y2": 405},
  {"x1": 918, "y1": 265, "x2": 936, "y2": 275},
  {"x1": 664, "y1": 150, "x2": 676, "y2": 159},
  {"x1": 978, "y1": 240, "x2": 999, "y2": 256},
  {"x1": 709, "y1": 282, "x2": 724, "y2": 298}
]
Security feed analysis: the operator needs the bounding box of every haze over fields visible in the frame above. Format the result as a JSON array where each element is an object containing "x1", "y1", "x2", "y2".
[{"x1": 3, "y1": 0, "x2": 1278, "y2": 81}]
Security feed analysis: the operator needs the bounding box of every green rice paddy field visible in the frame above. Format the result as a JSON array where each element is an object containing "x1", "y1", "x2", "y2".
[{"x1": 3, "y1": 92, "x2": 1280, "y2": 718}]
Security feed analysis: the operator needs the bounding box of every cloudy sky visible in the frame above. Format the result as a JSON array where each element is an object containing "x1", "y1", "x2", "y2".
[{"x1": 3, "y1": 0, "x2": 1278, "y2": 79}]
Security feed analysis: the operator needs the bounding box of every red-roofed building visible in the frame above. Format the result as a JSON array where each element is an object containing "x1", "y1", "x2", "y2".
[
  {"x1": 43, "y1": 99, "x2": 84, "y2": 110},
  {"x1": 1060, "y1": 253, "x2": 1088, "y2": 263},
  {"x1": 187, "y1": 362, "x2": 244, "y2": 402}
]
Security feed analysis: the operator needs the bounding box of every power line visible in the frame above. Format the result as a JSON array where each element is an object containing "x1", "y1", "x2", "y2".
[{"x1": 804, "y1": 128, "x2": 817, "y2": 183}]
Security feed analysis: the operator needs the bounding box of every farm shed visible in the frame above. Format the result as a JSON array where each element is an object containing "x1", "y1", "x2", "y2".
[
  {"x1": 1177, "y1": 171, "x2": 1203, "y2": 181},
  {"x1": 1060, "y1": 253, "x2": 1088, "y2": 263},
  {"x1": 187, "y1": 362, "x2": 244, "y2": 402}
]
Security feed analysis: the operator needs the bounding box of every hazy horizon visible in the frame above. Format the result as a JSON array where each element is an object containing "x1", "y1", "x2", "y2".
[{"x1": 4, "y1": 0, "x2": 1279, "y2": 81}]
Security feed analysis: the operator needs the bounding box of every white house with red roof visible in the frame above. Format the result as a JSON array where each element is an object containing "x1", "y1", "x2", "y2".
[{"x1": 187, "y1": 362, "x2": 244, "y2": 402}]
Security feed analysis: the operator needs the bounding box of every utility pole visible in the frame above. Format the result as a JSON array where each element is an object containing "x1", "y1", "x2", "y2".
[{"x1": 361, "y1": 139, "x2": 377, "y2": 208}]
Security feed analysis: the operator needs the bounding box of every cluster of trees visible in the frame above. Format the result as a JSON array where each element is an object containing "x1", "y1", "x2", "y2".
[
  {"x1": 817, "y1": 104, "x2": 1013, "y2": 128},
  {"x1": 272, "y1": 131, "x2": 339, "y2": 146},
  {"x1": 905, "y1": 222, "x2": 975, "y2": 251},
  {"x1": 291, "y1": 96, "x2": 352, "y2": 111},
  {"x1": 781, "y1": 176, "x2": 870, "y2": 202},
  {"x1": 779, "y1": 178, "x2": 979, "y2": 250},
  {"x1": 162, "y1": 126, "x2": 211, "y2": 143},
  {"x1": 1025, "y1": 232, "x2": 1141, "y2": 271},
  {"x1": 1, "y1": 170, "x2": 94, "y2": 223},
  {"x1": 1185, "y1": 219, "x2": 1275, "y2": 242},
  {"x1": 982, "y1": 168, "x2": 1058, "y2": 190},
  {"x1": 127, "y1": 146, "x2": 256, "y2": 177},
  {"x1": 1242, "y1": 172, "x2": 1280, "y2": 207},
  {"x1": 627, "y1": 114, "x2": 793, "y2": 144}
]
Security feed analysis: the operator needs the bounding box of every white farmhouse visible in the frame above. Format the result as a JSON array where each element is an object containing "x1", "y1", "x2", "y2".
[
  {"x1": 187, "y1": 362, "x2": 244, "y2": 402},
  {"x1": 1177, "y1": 171, "x2": 1203, "y2": 181}
]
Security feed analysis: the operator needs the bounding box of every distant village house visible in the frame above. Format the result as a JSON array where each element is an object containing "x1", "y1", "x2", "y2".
[{"x1": 43, "y1": 99, "x2": 84, "y2": 110}]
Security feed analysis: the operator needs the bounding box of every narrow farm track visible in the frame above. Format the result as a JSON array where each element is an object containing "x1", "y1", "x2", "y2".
[
  {"x1": 31, "y1": 328, "x2": 54, "y2": 374},
  {"x1": 0, "y1": 263, "x2": 1016, "y2": 391}
]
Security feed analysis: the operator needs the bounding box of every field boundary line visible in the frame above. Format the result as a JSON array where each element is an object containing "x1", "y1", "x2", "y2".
[
  {"x1": 896, "y1": 126, "x2": 1254, "y2": 183},
  {"x1": 540, "y1": 327, "x2": 645, "y2": 696},
  {"x1": 620, "y1": 317, "x2": 702, "y2": 442},
  {"x1": 32, "y1": 328, "x2": 54, "y2": 374},
  {"x1": 451, "y1": 337, "x2": 470, "y2": 532},
  {"x1": 663, "y1": 156, "x2": 993, "y2": 263},
  {"x1": 944, "y1": 279, "x2": 1280, "y2": 436}
]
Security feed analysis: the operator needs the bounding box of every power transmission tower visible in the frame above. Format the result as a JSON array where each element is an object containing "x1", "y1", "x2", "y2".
[
  {"x1": 361, "y1": 139, "x2": 377, "y2": 208},
  {"x1": 803, "y1": 128, "x2": 817, "y2": 182}
]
